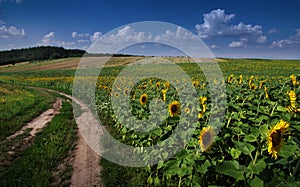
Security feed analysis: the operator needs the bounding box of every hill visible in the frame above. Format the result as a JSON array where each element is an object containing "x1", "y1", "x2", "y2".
[{"x1": 0, "y1": 46, "x2": 86, "y2": 66}]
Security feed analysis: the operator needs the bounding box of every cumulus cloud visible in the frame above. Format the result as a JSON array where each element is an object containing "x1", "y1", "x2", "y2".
[
  {"x1": 154, "y1": 26, "x2": 197, "y2": 43},
  {"x1": 77, "y1": 39, "x2": 89, "y2": 43},
  {"x1": 0, "y1": 0, "x2": 24, "y2": 3},
  {"x1": 0, "y1": 25, "x2": 26, "y2": 38},
  {"x1": 268, "y1": 28, "x2": 278, "y2": 34},
  {"x1": 195, "y1": 9, "x2": 267, "y2": 45},
  {"x1": 210, "y1": 44, "x2": 220, "y2": 49},
  {"x1": 40, "y1": 32, "x2": 75, "y2": 48},
  {"x1": 90, "y1": 31, "x2": 102, "y2": 42},
  {"x1": 270, "y1": 29, "x2": 300, "y2": 48},
  {"x1": 229, "y1": 40, "x2": 247, "y2": 48},
  {"x1": 72, "y1": 31, "x2": 90, "y2": 38},
  {"x1": 41, "y1": 32, "x2": 55, "y2": 44}
]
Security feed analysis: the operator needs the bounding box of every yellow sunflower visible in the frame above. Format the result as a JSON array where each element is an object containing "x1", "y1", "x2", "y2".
[
  {"x1": 168, "y1": 101, "x2": 181, "y2": 117},
  {"x1": 287, "y1": 90, "x2": 297, "y2": 108},
  {"x1": 264, "y1": 86, "x2": 269, "y2": 99},
  {"x1": 249, "y1": 75, "x2": 254, "y2": 86},
  {"x1": 156, "y1": 82, "x2": 160, "y2": 90},
  {"x1": 198, "y1": 126, "x2": 215, "y2": 152},
  {"x1": 238, "y1": 74, "x2": 243, "y2": 85},
  {"x1": 184, "y1": 107, "x2": 190, "y2": 114},
  {"x1": 267, "y1": 120, "x2": 290, "y2": 159},
  {"x1": 249, "y1": 83, "x2": 257, "y2": 90},
  {"x1": 192, "y1": 80, "x2": 199, "y2": 87},
  {"x1": 164, "y1": 81, "x2": 170, "y2": 90},
  {"x1": 290, "y1": 74, "x2": 297, "y2": 86},
  {"x1": 227, "y1": 74, "x2": 234, "y2": 83},
  {"x1": 162, "y1": 89, "x2": 167, "y2": 102},
  {"x1": 139, "y1": 93, "x2": 148, "y2": 106}
]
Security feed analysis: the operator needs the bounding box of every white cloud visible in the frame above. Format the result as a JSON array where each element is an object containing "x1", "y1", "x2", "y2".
[
  {"x1": 210, "y1": 44, "x2": 220, "y2": 49},
  {"x1": 72, "y1": 32, "x2": 77, "y2": 38},
  {"x1": 0, "y1": 20, "x2": 5, "y2": 25},
  {"x1": 54, "y1": 41, "x2": 75, "y2": 48},
  {"x1": 90, "y1": 31, "x2": 102, "y2": 42},
  {"x1": 41, "y1": 32, "x2": 55, "y2": 44},
  {"x1": 195, "y1": 9, "x2": 266, "y2": 44},
  {"x1": 270, "y1": 29, "x2": 300, "y2": 48},
  {"x1": 72, "y1": 31, "x2": 89, "y2": 38},
  {"x1": 154, "y1": 26, "x2": 197, "y2": 42},
  {"x1": 40, "y1": 31, "x2": 75, "y2": 48},
  {"x1": 0, "y1": 25, "x2": 26, "y2": 38},
  {"x1": 229, "y1": 40, "x2": 247, "y2": 48},
  {"x1": 0, "y1": 0, "x2": 24, "y2": 3},
  {"x1": 268, "y1": 28, "x2": 278, "y2": 34},
  {"x1": 77, "y1": 39, "x2": 89, "y2": 43}
]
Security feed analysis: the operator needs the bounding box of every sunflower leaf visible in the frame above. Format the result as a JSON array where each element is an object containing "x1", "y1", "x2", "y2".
[
  {"x1": 247, "y1": 159, "x2": 266, "y2": 174},
  {"x1": 279, "y1": 144, "x2": 298, "y2": 158},
  {"x1": 249, "y1": 176, "x2": 263, "y2": 187},
  {"x1": 230, "y1": 148, "x2": 241, "y2": 159},
  {"x1": 215, "y1": 161, "x2": 244, "y2": 180},
  {"x1": 234, "y1": 141, "x2": 255, "y2": 155}
]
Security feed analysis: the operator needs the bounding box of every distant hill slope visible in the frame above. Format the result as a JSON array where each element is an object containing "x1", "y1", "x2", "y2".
[{"x1": 0, "y1": 46, "x2": 86, "y2": 66}]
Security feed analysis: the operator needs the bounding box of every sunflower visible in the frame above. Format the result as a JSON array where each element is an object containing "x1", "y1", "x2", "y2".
[
  {"x1": 267, "y1": 120, "x2": 289, "y2": 159},
  {"x1": 198, "y1": 126, "x2": 215, "y2": 152},
  {"x1": 184, "y1": 107, "x2": 190, "y2": 114},
  {"x1": 162, "y1": 89, "x2": 167, "y2": 102},
  {"x1": 259, "y1": 80, "x2": 266, "y2": 89},
  {"x1": 164, "y1": 81, "x2": 170, "y2": 90},
  {"x1": 264, "y1": 86, "x2": 269, "y2": 99},
  {"x1": 249, "y1": 83, "x2": 257, "y2": 90},
  {"x1": 140, "y1": 93, "x2": 148, "y2": 106},
  {"x1": 168, "y1": 101, "x2": 181, "y2": 117},
  {"x1": 123, "y1": 88, "x2": 129, "y2": 96},
  {"x1": 287, "y1": 90, "x2": 297, "y2": 108},
  {"x1": 227, "y1": 74, "x2": 234, "y2": 83},
  {"x1": 156, "y1": 82, "x2": 160, "y2": 90},
  {"x1": 290, "y1": 74, "x2": 297, "y2": 86},
  {"x1": 238, "y1": 75, "x2": 243, "y2": 85},
  {"x1": 249, "y1": 75, "x2": 254, "y2": 86},
  {"x1": 192, "y1": 80, "x2": 199, "y2": 87}
]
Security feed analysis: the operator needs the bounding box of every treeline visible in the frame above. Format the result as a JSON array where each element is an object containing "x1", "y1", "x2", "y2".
[{"x1": 0, "y1": 46, "x2": 86, "y2": 66}]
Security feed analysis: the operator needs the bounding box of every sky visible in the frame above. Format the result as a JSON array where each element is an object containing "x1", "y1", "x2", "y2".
[{"x1": 0, "y1": 0, "x2": 300, "y2": 59}]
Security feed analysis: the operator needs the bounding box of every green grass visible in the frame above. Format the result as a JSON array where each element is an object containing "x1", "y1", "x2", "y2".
[
  {"x1": 0, "y1": 101, "x2": 78, "y2": 186},
  {"x1": 0, "y1": 84, "x2": 55, "y2": 141}
]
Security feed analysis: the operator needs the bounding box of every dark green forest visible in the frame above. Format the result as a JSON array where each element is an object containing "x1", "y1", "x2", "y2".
[{"x1": 0, "y1": 46, "x2": 86, "y2": 66}]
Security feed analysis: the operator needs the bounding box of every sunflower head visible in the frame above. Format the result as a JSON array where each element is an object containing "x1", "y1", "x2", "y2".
[
  {"x1": 287, "y1": 90, "x2": 297, "y2": 107},
  {"x1": 238, "y1": 75, "x2": 243, "y2": 85},
  {"x1": 168, "y1": 101, "x2": 181, "y2": 117},
  {"x1": 140, "y1": 93, "x2": 148, "y2": 106},
  {"x1": 267, "y1": 120, "x2": 290, "y2": 159},
  {"x1": 162, "y1": 89, "x2": 167, "y2": 101},
  {"x1": 156, "y1": 82, "x2": 160, "y2": 89},
  {"x1": 198, "y1": 126, "x2": 215, "y2": 152},
  {"x1": 192, "y1": 80, "x2": 199, "y2": 87},
  {"x1": 290, "y1": 74, "x2": 297, "y2": 86},
  {"x1": 228, "y1": 74, "x2": 234, "y2": 83},
  {"x1": 249, "y1": 75, "x2": 254, "y2": 85},
  {"x1": 264, "y1": 86, "x2": 269, "y2": 99},
  {"x1": 249, "y1": 83, "x2": 257, "y2": 90}
]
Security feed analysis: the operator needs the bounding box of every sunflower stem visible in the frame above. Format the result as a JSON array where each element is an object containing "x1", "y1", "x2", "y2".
[
  {"x1": 270, "y1": 103, "x2": 278, "y2": 117},
  {"x1": 178, "y1": 176, "x2": 182, "y2": 187}
]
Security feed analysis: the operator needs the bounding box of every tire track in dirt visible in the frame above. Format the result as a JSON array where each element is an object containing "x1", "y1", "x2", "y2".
[{"x1": 31, "y1": 87, "x2": 102, "y2": 187}]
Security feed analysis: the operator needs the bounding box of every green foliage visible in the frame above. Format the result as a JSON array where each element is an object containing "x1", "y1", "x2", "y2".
[
  {"x1": 0, "y1": 102, "x2": 77, "y2": 186},
  {"x1": 0, "y1": 46, "x2": 85, "y2": 66}
]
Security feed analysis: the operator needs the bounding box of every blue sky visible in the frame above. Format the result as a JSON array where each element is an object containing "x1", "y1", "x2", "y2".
[{"x1": 0, "y1": 0, "x2": 300, "y2": 59}]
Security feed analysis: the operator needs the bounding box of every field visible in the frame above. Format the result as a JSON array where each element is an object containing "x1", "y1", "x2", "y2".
[{"x1": 0, "y1": 57, "x2": 299, "y2": 186}]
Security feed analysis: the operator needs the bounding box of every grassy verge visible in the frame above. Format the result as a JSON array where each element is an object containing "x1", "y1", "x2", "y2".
[
  {"x1": 0, "y1": 101, "x2": 78, "y2": 186},
  {"x1": 0, "y1": 84, "x2": 55, "y2": 141}
]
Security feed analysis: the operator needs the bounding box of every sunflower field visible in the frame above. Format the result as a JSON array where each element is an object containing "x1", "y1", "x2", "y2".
[
  {"x1": 0, "y1": 58, "x2": 300, "y2": 186},
  {"x1": 94, "y1": 61, "x2": 300, "y2": 186}
]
